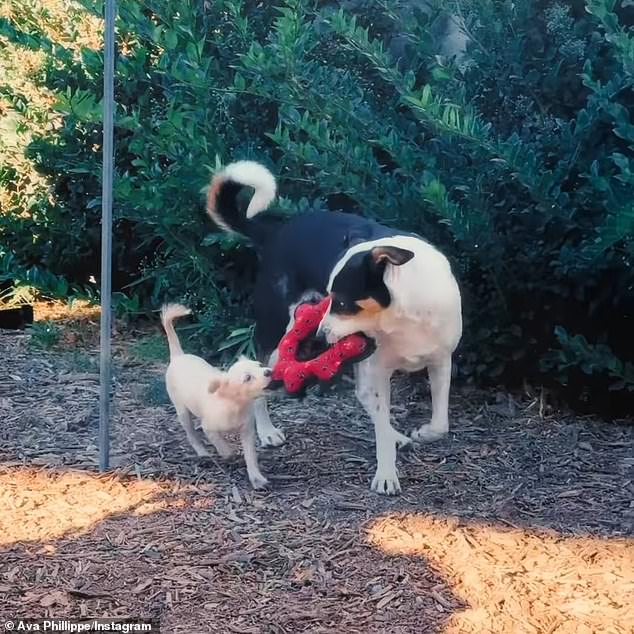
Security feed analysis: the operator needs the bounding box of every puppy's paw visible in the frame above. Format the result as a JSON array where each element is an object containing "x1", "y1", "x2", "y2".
[
  {"x1": 212, "y1": 439, "x2": 235, "y2": 460},
  {"x1": 411, "y1": 424, "x2": 448, "y2": 443},
  {"x1": 258, "y1": 426, "x2": 286, "y2": 448},
  {"x1": 194, "y1": 447, "x2": 212, "y2": 458},
  {"x1": 249, "y1": 473, "x2": 269, "y2": 490},
  {"x1": 371, "y1": 468, "x2": 401, "y2": 496}
]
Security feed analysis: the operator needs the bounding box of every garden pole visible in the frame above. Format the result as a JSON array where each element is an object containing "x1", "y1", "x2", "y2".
[{"x1": 99, "y1": 0, "x2": 116, "y2": 471}]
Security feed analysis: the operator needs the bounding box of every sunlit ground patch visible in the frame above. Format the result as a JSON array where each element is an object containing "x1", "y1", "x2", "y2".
[
  {"x1": 366, "y1": 513, "x2": 634, "y2": 634},
  {"x1": 0, "y1": 467, "x2": 208, "y2": 546}
]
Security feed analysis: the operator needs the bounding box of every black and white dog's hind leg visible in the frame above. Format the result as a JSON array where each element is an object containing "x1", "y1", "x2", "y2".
[
  {"x1": 354, "y1": 357, "x2": 411, "y2": 495},
  {"x1": 411, "y1": 353, "x2": 452, "y2": 443}
]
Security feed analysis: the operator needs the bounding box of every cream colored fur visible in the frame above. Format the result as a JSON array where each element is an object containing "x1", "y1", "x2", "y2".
[{"x1": 161, "y1": 303, "x2": 272, "y2": 489}]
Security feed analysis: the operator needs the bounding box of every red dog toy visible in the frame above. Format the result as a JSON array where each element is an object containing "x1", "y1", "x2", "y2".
[{"x1": 271, "y1": 297, "x2": 375, "y2": 396}]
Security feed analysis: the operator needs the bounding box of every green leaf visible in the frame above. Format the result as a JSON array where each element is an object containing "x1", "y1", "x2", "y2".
[{"x1": 164, "y1": 30, "x2": 178, "y2": 50}]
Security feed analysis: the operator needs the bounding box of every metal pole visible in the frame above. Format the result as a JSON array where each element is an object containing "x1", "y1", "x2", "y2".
[{"x1": 99, "y1": 0, "x2": 116, "y2": 471}]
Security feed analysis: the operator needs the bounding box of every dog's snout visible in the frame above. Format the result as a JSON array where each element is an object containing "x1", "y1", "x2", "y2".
[{"x1": 316, "y1": 322, "x2": 338, "y2": 345}]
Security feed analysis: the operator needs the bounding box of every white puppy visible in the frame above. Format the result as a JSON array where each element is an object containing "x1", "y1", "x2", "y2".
[{"x1": 160, "y1": 303, "x2": 272, "y2": 489}]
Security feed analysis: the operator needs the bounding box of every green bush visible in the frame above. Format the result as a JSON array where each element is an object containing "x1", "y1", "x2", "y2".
[{"x1": 1, "y1": 0, "x2": 632, "y2": 413}]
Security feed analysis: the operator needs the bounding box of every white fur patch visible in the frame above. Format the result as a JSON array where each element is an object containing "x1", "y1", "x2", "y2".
[
  {"x1": 322, "y1": 235, "x2": 463, "y2": 361},
  {"x1": 160, "y1": 303, "x2": 191, "y2": 326},
  {"x1": 222, "y1": 160, "x2": 277, "y2": 218}
]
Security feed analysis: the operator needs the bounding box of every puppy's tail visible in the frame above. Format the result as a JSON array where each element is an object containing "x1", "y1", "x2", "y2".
[
  {"x1": 160, "y1": 303, "x2": 191, "y2": 359},
  {"x1": 206, "y1": 161, "x2": 277, "y2": 239}
]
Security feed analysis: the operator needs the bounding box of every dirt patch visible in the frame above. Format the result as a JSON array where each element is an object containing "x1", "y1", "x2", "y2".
[
  {"x1": 33, "y1": 300, "x2": 101, "y2": 324},
  {"x1": 0, "y1": 328, "x2": 632, "y2": 633}
]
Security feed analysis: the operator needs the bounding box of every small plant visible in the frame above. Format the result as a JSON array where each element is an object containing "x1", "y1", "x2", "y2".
[
  {"x1": 65, "y1": 351, "x2": 99, "y2": 373},
  {"x1": 0, "y1": 283, "x2": 36, "y2": 308},
  {"x1": 28, "y1": 320, "x2": 60, "y2": 349},
  {"x1": 217, "y1": 324, "x2": 257, "y2": 360},
  {"x1": 112, "y1": 292, "x2": 143, "y2": 319},
  {"x1": 127, "y1": 333, "x2": 169, "y2": 365},
  {"x1": 140, "y1": 375, "x2": 171, "y2": 406}
]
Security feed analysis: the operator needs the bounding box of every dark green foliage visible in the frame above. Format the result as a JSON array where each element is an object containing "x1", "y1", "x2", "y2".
[
  {"x1": 542, "y1": 327, "x2": 634, "y2": 393},
  {"x1": 1, "y1": 0, "x2": 633, "y2": 413}
]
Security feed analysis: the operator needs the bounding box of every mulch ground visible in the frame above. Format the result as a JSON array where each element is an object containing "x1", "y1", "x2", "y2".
[{"x1": 0, "y1": 326, "x2": 632, "y2": 634}]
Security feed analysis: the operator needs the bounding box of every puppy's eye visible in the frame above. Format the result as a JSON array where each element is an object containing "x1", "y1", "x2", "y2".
[{"x1": 243, "y1": 374, "x2": 253, "y2": 383}]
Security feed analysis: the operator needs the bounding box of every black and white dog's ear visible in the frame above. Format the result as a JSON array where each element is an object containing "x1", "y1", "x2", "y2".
[{"x1": 371, "y1": 246, "x2": 415, "y2": 266}]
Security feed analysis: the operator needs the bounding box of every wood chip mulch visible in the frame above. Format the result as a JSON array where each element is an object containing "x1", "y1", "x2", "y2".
[{"x1": 0, "y1": 329, "x2": 632, "y2": 633}]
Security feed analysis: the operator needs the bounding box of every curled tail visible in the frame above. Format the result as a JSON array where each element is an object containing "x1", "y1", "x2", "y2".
[
  {"x1": 160, "y1": 303, "x2": 191, "y2": 359},
  {"x1": 206, "y1": 160, "x2": 277, "y2": 237}
]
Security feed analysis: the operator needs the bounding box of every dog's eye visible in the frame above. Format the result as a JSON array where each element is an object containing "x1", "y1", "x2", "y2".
[{"x1": 243, "y1": 374, "x2": 253, "y2": 383}]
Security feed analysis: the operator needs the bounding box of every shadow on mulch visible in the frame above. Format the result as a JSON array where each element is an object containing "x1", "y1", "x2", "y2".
[
  {"x1": 0, "y1": 467, "x2": 462, "y2": 633},
  {"x1": 1, "y1": 329, "x2": 633, "y2": 633}
]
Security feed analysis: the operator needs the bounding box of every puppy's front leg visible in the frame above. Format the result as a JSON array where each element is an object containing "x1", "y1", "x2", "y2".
[
  {"x1": 176, "y1": 406, "x2": 211, "y2": 458},
  {"x1": 355, "y1": 359, "x2": 401, "y2": 495},
  {"x1": 240, "y1": 415, "x2": 269, "y2": 490},
  {"x1": 205, "y1": 430, "x2": 235, "y2": 459}
]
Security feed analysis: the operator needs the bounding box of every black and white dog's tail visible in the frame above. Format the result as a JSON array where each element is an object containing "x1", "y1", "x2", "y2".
[{"x1": 206, "y1": 161, "x2": 277, "y2": 239}]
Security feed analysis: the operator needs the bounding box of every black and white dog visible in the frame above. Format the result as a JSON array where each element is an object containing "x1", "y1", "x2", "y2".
[{"x1": 206, "y1": 161, "x2": 462, "y2": 494}]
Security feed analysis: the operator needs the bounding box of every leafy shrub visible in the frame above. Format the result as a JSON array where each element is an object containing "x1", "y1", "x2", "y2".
[
  {"x1": 1, "y1": 0, "x2": 633, "y2": 414},
  {"x1": 543, "y1": 327, "x2": 634, "y2": 394}
]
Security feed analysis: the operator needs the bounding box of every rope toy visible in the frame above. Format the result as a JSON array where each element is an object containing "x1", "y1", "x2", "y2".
[{"x1": 270, "y1": 296, "x2": 376, "y2": 396}]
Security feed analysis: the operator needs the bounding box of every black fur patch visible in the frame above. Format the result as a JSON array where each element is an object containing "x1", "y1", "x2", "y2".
[
  {"x1": 247, "y1": 211, "x2": 415, "y2": 357},
  {"x1": 330, "y1": 251, "x2": 391, "y2": 316}
]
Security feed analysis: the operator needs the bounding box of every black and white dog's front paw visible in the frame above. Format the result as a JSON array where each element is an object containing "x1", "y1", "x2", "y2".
[
  {"x1": 371, "y1": 466, "x2": 401, "y2": 495},
  {"x1": 258, "y1": 425, "x2": 286, "y2": 448},
  {"x1": 411, "y1": 422, "x2": 448, "y2": 443}
]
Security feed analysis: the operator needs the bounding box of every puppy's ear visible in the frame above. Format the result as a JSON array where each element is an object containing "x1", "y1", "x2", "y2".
[
  {"x1": 371, "y1": 246, "x2": 414, "y2": 266},
  {"x1": 208, "y1": 378, "x2": 221, "y2": 394}
]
